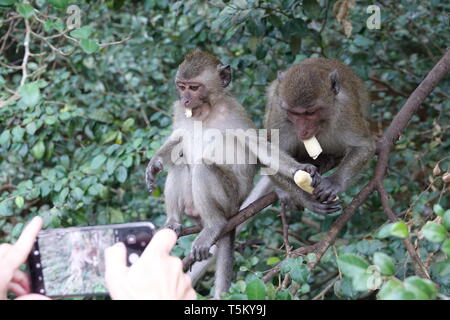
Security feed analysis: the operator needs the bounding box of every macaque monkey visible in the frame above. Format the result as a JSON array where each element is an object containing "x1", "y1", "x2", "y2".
[
  {"x1": 262, "y1": 57, "x2": 375, "y2": 208},
  {"x1": 145, "y1": 50, "x2": 318, "y2": 298}
]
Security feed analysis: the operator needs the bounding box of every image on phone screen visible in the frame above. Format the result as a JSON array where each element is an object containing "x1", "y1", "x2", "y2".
[
  {"x1": 29, "y1": 222, "x2": 154, "y2": 297},
  {"x1": 35, "y1": 228, "x2": 115, "y2": 297}
]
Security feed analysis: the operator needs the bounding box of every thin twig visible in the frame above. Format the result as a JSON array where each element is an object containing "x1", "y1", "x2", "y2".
[
  {"x1": 100, "y1": 35, "x2": 132, "y2": 47},
  {"x1": 20, "y1": 19, "x2": 31, "y2": 87},
  {"x1": 377, "y1": 183, "x2": 430, "y2": 279},
  {"x1": 280, "y1": 203, "x2": 292, "y2": 255},
  {"x1": 312, "y1": 276, "x2": 339, "y2": 300}
]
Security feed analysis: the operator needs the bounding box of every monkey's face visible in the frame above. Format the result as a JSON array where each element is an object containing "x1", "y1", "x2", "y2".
[
  {"x1": 282, "y1": 100, "x2": 325, "y2": 140},
  {"x1": 176, "y1": 80, "x2": 208, "y2": 112}
]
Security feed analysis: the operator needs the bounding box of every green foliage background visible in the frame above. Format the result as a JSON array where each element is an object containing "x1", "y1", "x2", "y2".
[{"x1": 0, "y1": 0, "x2": 449, "y2": 299}]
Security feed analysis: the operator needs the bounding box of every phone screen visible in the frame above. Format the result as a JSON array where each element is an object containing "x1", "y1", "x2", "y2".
[
  {"x1": 36, "y1": 228, "x2": 115, "y2": 297},
  {"x1": 29, "y1": 222, "x2": 154, "y2": 298}
]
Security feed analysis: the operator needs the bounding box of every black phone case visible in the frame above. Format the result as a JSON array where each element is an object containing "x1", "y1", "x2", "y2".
[{"x1": 28, "y1": 221, "x2": 155, "y2": 298}]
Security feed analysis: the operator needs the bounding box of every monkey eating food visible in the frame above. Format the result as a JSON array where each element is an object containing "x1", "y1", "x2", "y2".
[
  {"x1": 145, "y1": 50, "x2": 325, "y2": 298},
  {"x1": 259, "y1": 57, "x2": 376, "y2": 209}
]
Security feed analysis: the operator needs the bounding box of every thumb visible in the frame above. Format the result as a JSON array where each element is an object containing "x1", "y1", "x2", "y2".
[
  {"x1": 142, "y1": 229, "x2": 177, "y2": 260},
  {"x1": 10, "y1": 216, "x2": 43, "y2": 269},
  {"x1": 104, "y1": 242, "x2": 128, "y2": 297}
]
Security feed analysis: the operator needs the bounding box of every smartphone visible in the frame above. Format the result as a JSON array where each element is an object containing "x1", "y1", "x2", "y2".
[{"x1": 27, "y1": 221, "x2": 155, "y2": 298}]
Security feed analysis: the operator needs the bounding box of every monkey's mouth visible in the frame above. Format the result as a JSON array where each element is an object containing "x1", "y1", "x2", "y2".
[
  {"x1": 185, "y1": 106, "x2": 201, "y2": 117},
  {"x1": 298, "y1": 132, "x2": 316, "y2": 141}
]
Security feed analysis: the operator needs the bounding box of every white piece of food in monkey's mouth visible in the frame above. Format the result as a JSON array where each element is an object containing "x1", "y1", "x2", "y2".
[
  {"x1": 185, "y1": 108, "x2": 193, "y2": 118},
  {"x1": 294, "y1": 170, "x2": 314, "y2": 194},
  {"x1": 302, "y1": 136, "x2": 322, "y2": 160}
]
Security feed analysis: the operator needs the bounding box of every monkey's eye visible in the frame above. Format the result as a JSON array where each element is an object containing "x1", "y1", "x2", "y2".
[
  {"x1": 305, "y1": 110, "x2": 316, "y2": 116},
  {"x1": 190, "y1": 85, "x2": 200, "y2": 91},
  {"x1": 178, "y1": 85, "x2": 186, "y2": 91}
]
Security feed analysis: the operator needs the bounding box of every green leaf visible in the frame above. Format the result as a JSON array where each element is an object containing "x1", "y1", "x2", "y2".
[
  {"x1": 290, "y1": 263, "x2": 309, "y2": 284},
  {"x1": 378, "y1": 280, "x2": 414, "y2": 300},
  {"x1": 12, "y1": 126, "x2": 25, "y2": 142},
  {"x1": 102, "y1": 131, "x2": 118, "y2": 144},
  {"x1": 15, "y1": 196, "x2": 24, "y2": 209},
  {"x1": 377, "y1": 223, "x2": 393, "y2": 238},
  {"x1": 422, "y1": 222, "x2": 447, "y2": 243},
  {"x1": 280, "y1": 258, "x2": 309, "y2": 283},
  {"x1": 87, "y1": 109, "x2": 113, "y2": 123},
  {"x1": 275, "y1": 289, "x2": 291, "y2": 300},
  {"x1": 353, "y1": 35, "x2": 374, "y2": 48},
  {"x1": 16, "y1": 3, "x2": 34, "y2": 19},
  {"x1": 70, "y1": 26, "x2": 93, "y2": 40},
  {"x1": 266, "y1": 257, "x2": 281, "y2": 265},
  {"x1": 90, "y1": 154, "x2": 107, "y2": 170},
  {"x1": 80, "y1": 39, "x2": 100, "y2": 54},
  {"x1": 303, "y1": 0, "x2": 322, "y2": 18},
  {"x1": 12, "y1": 222, "x2": 24, "y2": 238},
  {"x1": 390, "y1": 221, "x2": 409, "y2": 239},
  {"x1": 0, "y1": 130, "x2": 11, "y2": 147},
  {"x1": 298, "y1": 283, "x2": 310, "y2": 294},
  {"x1": 433, "y1": 204, "x2": 445, "y2": 216},
  {"x1": 58, "y1": 187, "x2": 69, "y2": 203},
  {"x1": 45, "y1": 115, "x2": 58, "y2": 125},
  {"x1": 431, "y1": 259, "x2": 450, "y2": 277},
  {"x1": 31, "y1": 141, "x2": 46, "y2": 160},
  {"x1": 48, "y1": 0, "x2": 69, "y2": 9},
  {"x1": 246, "y1": 279, "x2": 266, "y2": 300},
  {"x1": 443, "y1": 210, "x2": 450, "y2": 231},
  {"x1": 373, "y1": 252, "x2": 395, "y2": 276},
  {"x1": 0, "y1": 0, "x2": 16, "y2": 6},
  {"x1": 441, "y1": 239, "x2": 450, "y2": 256},
  {"x1": 352, "y1": 273, "x2": 371, "y2": 291},
  {"x1": 115, "y1": 166, "x2": 128, "y2": 183},
  {"x1": 337, "y1": 254, "x2": 370, "y2": 278},
  {"x1": 26, "y1": 122, "x2": 37, "y2": 135},
  {"x1": 121, "y1": 118, "x2": 135, "y2": 132},
  {"x1": 71, "y1": 187, "x2": 84, "y2": 201},
  {"x1": 19, "y1": 82, "x2": 40, "y2": 107},
  {"x1": 403, "y1": 276, "x2": 437, "y2": 300},
  {"x1": 0, "y1": 199, "x2": 12, "y2": 217},
  {"x1": 109, "y1": 208, "x2": 124, "y2": 223}
]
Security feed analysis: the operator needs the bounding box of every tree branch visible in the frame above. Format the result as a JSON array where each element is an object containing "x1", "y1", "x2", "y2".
[{"x1": 181, "y1": 192, "x2": 278, "y2": 270}]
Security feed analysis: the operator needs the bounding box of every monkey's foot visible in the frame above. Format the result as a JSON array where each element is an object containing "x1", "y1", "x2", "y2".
[
  {"x1": 164, "y1": 222, "x2": 183, "y2": 237},
  {"x1": 190, "y1": 234, "x2": 215, "y2": 261},
  {"x1": 190, "y1": 245, "x2": 212, "y2": 262}
]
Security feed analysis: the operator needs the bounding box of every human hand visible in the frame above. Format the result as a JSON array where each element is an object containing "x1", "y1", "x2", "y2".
[
  {"x1": 0, "y1": 216, "x2": 50, "y2": 300},
  {"x1": 104, "y1": 228, "x2": 196, "y2": 300}
]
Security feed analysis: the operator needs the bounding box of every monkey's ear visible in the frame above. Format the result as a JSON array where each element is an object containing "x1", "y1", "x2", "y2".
[
  {"x1": 329, "y1": 70, "x2": 340, "y2": 95},
  {"x1": 218, "y1": 65, "x2": 232, "y2": 87},
  {"x1": 277, "y1": 70, "x2": 285, "y2": 81}
]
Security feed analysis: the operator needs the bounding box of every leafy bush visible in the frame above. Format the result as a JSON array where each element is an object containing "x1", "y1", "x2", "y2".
[{"x1": 0, "y1": 0, "x2": 448, "y2": 299}]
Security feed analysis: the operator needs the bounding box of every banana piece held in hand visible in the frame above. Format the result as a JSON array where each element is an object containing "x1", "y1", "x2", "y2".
[{"x1": 294, "y1": 170, "x2": 339, "y2": 201}]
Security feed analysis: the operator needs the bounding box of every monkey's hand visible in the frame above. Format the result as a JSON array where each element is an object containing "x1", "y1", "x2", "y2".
[
  {"x1": 313, "y1": 176, "x2": 342, "y2": 203},
  {"x1": 163, "y1": 222, "x2": 183, "y2": 237},
  {"x1": 297, "y1": 164, "x2": 320, "y2": 187},
  {"x1": 145, "y1": 157, "x2": 164, "y2": 193}
]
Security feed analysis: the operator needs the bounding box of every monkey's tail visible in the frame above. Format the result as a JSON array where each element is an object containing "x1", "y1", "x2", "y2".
[{"x1": 213, "y1": 229, "x2": 235, "y2": 299}]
